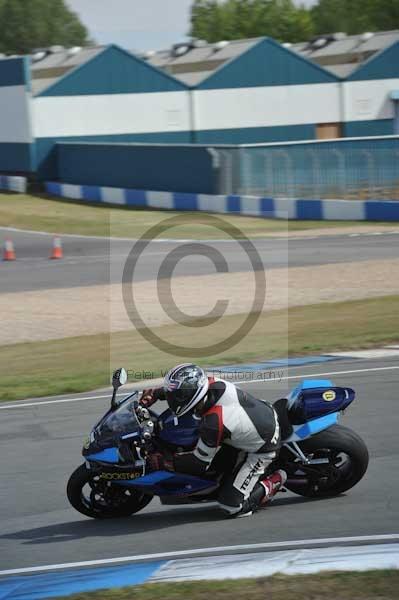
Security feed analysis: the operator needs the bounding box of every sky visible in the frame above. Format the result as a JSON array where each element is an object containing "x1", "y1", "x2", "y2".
[
  {"x1": 67, "y1": 0, "x2": 194, "y2": 52},
  {"x1": 67, "y1": 0, "x2": 316, "y2": 52}
]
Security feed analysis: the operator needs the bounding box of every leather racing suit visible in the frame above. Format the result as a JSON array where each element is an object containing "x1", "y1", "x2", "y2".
[{"x1": 145, "y1": 378, "x2": 282, "y2": 516}]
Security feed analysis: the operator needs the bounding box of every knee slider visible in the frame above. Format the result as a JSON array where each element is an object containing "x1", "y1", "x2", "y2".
[{"x1": 218, "y1": 501, "x2": 242, "y2": 516}]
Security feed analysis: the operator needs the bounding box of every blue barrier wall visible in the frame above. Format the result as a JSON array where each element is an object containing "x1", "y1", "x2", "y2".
[
  {"x1": 35, "y1": 132, "x2": 192, "y2": 181},
  {"x1": 55, "y1": 142, "x2": 218, "y2": 194},
  {"x1": 45, "y1": 182, "x2": 399, "y2": 221}
]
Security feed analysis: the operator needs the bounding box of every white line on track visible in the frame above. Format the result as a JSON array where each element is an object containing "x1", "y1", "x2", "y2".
[
  {"x1": 1, "y1": 364, "x2": 398, "y2": 410},
  {"x1": 242, "y1": 364, "x2": 399, "y2": 385},
  {"x1": 2, "y1": 226, "x2": 399, "y2": 243},
  {"x1": 0, "y1": 226, "x2": 255, "y2": 244},
  {"x1": 0, "y1": 394, "x2": 110, "y2": 409},
  {"x1": 1, "y1": 534, "x2": 398, "y2": 576}
]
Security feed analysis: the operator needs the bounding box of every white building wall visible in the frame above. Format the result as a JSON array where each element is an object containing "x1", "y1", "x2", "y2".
[
  {"x1": 343, "y1": 79, "x2": 399, "y2": 122},
  {"x1": 193, "y1": 83, "x2": 341, "y2": 131},
  {"x1": 33, "y1": 91, "x2": 192, "y2": 138}
]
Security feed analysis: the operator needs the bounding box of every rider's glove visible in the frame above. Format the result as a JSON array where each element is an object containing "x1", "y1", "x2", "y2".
[
  {"x1": 147, "y1": 451, "x2": 174, "y2": 472},
  {"x1": 140, "y1": 389, "x2": 157, "y2": 408}
]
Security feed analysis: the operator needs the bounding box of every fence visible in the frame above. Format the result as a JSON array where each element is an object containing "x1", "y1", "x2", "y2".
[
  {"x1": 49, "y1": 135, "x2": 399, "y2": 201},
  {"x1": 215, "y1": 136, "x2": 399, "y2": 200}
]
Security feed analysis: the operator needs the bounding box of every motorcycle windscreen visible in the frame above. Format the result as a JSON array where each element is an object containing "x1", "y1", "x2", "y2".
[{"x1": 84, "y1": 396, "x2": 141, "y2": 454}]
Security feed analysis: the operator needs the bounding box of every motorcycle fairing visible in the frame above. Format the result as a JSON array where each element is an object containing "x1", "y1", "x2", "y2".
[
  {"x1": 287, "y1": 379, "x2": 334, "y2": 407},
  {"x1": 158, "y1": 409, "x2": 200, "y2": 448},
  {"x1": 85, "y1": 447, "x2": 120, "y2": 463},
  {"x1": 284, "y1": 411, "x2": 339, "y2": 442},
  {"x1": 113, "y1": 469, "x2": 216, "y2": 496},
  {"x1": 287, "y1": 379, "x2": 354, "y2": 423}
]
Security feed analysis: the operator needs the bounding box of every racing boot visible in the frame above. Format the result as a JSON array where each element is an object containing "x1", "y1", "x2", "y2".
[
  {"x1": 235, "y1": 470, "x2": 287, "y2": 518},
  {"x1": 259, "y1": 469, "x2": 287, "y2": 506}
]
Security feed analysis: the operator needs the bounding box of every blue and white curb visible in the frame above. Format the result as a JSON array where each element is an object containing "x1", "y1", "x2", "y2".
[
  {"x1": 213, "y1": 347, "x2": 399, "y2": 377},
  {"x1": 150, "y1": 544, "x2": 399, "y2": 583},
  {"x1": 0, "y1": 563, "x2": 163, "y2": 600},
  {"x1": 1, "y1": 539, "x2": 398, "y2": 599},
  {"x1": 45, "y1": 182, "x2": 399, "y2": 222},
  {"x1": 0, "y1": 175, "x2": 27, "y2": 194}
]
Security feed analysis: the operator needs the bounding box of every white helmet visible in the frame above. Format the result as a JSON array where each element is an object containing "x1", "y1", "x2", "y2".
[{"x1": 164, "y1": 363, "x2": 208, "y2": 416}]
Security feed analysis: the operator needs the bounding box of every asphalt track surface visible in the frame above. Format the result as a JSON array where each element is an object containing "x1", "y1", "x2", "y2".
[
  {"x1": 1, "y1": 227, "x2": 399, "y2": 293},
  {"x1": 0, "y1": 357, "x2": 397, "y2": 571}
]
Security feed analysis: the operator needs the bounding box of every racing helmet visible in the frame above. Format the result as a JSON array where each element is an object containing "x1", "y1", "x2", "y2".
[{"x1": 163, "y1": 363, "x2": 209, "y2": 417}]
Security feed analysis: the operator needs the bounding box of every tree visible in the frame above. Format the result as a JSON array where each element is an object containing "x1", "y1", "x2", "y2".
[
  {"x1": 190, "y1": 0, "x2": 314, "y2": 44},
  {"x1": 190, "y1": 0, "x2": 399, "y2": 44},
  {"x1": 0, "y1": 0, "x2": 89, "y2": 55},
  {"x1": 191, "y1": 1, "x2": 231, "y2": 42},
  {"x1": 311, "y1": 0, "x2": 399, "y2": 35}
]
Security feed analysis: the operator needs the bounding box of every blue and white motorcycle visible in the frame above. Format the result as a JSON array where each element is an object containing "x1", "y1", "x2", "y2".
[{"x1": 67, "y1": 368, "x2": 369, "y2": 519}]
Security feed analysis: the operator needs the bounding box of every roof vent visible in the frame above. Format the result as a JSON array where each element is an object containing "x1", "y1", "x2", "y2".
[
  {"x1": 332, "y1": 32, "x2": 347, "y2": 40},
  {"x1": 213, "y1": 40, "x2": 229, "y2": 52},
  {"x1": 141, "y1": 49, "x2": 156, "y2": 60},
  {"x1": 312, "y1": 37, "x2": 327, "y2": 49},
  {"x1": 49, "y1": 45, "x2": 64, "y2": 53},
  {"x1": 171, "y1": 42, "x2": 193, "y2": 58},
  {"x1": 67, "y1": 46, "x2": 82, "y2": 57},
  {"x1": 193, "y1": 39, "x2": 208, "y2": 48},
  {"x1": 32, "y1": 50, "x2": 47, "y2": 62},
  {"x1": 360, "y1": 32, "x2": 374, "y2": 42}
]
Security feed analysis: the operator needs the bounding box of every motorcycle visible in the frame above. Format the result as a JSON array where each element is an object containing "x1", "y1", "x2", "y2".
[{"x1": 67, "y1": 368, "x2": 369, "y2": 519}]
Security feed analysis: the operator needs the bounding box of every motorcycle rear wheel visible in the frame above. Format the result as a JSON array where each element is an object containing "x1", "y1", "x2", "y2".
[
  {"x1": 67, "y1": 464, "x2": 153, "y2": 519},
  {"x1": 284, "y1": 424, "x2": 369, "y2": 498}
]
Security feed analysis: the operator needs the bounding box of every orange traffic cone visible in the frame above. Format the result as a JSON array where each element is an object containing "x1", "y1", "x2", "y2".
[
  {"x1": 3, "y1": 238, "x2": 16, "y2": 261},
  {"x1": 50, "y1": 237, "x2": 63, "y2": 259}
]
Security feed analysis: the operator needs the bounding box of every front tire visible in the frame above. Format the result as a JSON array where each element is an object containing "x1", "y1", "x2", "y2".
[
  {"x1": 284, "y1": 425, "x2": 369, "y2": 498},
  {"x1": 67, "y1": 464, "x2": 153, "y2": 519}
]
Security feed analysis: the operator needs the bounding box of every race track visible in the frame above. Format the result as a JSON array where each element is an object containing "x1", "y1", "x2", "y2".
[
  {"x1": 1, "y1": 356, "x2": 397, "y2": 571},
  {"x1": 1, "y1": 227, "x2": 399, "y2": 292}
]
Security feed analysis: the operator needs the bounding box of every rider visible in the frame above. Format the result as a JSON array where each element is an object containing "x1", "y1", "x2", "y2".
[{"x1": 140, "y1": 363, "x2": 287, "y2": 518}]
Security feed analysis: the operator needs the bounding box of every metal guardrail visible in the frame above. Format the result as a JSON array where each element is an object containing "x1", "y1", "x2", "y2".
[{"x1": 215, "y1": 136, "x2": 399, "y2": 200}]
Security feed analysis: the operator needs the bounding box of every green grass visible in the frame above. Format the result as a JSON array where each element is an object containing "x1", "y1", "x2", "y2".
[
  {"x1": 1, "y1": 295, "x2": 398, "y2": 401},
  {"x1": 56, "y1": 570, "x2": 399, "y2": 600},
  {"x1": 0, "y1": 193, "x2": 393, "y2": 239}
]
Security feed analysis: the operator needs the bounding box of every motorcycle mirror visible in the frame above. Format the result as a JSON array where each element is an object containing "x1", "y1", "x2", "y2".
[
  {"x1": 111, "y1": 368, "x2": 128, "y2": 409},
  {"x1": 111, "y1": 368, "x2": 128, "y2": 390}
]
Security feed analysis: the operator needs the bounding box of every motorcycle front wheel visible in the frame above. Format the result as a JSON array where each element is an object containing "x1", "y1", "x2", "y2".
[
  {"x1": 67, "y1": 464, "x2": 153, "y2": 519},
  {"x1": 283, "y1": 424, "x2": 369, "y2": 498}
]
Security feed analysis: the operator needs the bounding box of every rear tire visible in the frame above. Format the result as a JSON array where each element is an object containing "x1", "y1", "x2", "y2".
[
  {"x1": 284, "y1": 425, "x2": 369, "y2": 498},
  {"x1": 67, "y1": 464, "x2": 153, "y2": 519}
]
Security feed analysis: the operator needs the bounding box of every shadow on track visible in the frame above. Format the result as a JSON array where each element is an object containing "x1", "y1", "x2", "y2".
[{"x1": 1, "y1": 495, "x2": 333, "y2": 546}]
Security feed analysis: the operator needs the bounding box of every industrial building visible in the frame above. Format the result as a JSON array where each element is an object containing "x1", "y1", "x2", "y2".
[
  {"x1": 146, "y1": 30, "x2": 399, "y2": 141},
  {"x1": 0, "y1": 30, "x2": 398, "y2": 178}
]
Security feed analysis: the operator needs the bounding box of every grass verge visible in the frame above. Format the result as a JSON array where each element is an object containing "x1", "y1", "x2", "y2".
[
  {"x1": 1, "y1": 295, "x2": 398, "y2": 401},
  {"x1": 56, "y1": 570, "x2": 399, "y2": 600},
  {"x1": 0, "y1": 193, "x2": 393, "y2": 239}
]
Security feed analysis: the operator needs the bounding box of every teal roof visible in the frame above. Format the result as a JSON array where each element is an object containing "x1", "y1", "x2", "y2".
[
  {"x1": 347, "y1": 40, "x2": 399, "y2": 81},
  {"x1": 197, "y1": 37, "x2": 339, "y2": 90},
  {"x1": 37, "y1": 45, "x2": 187, "y2": 97}
]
